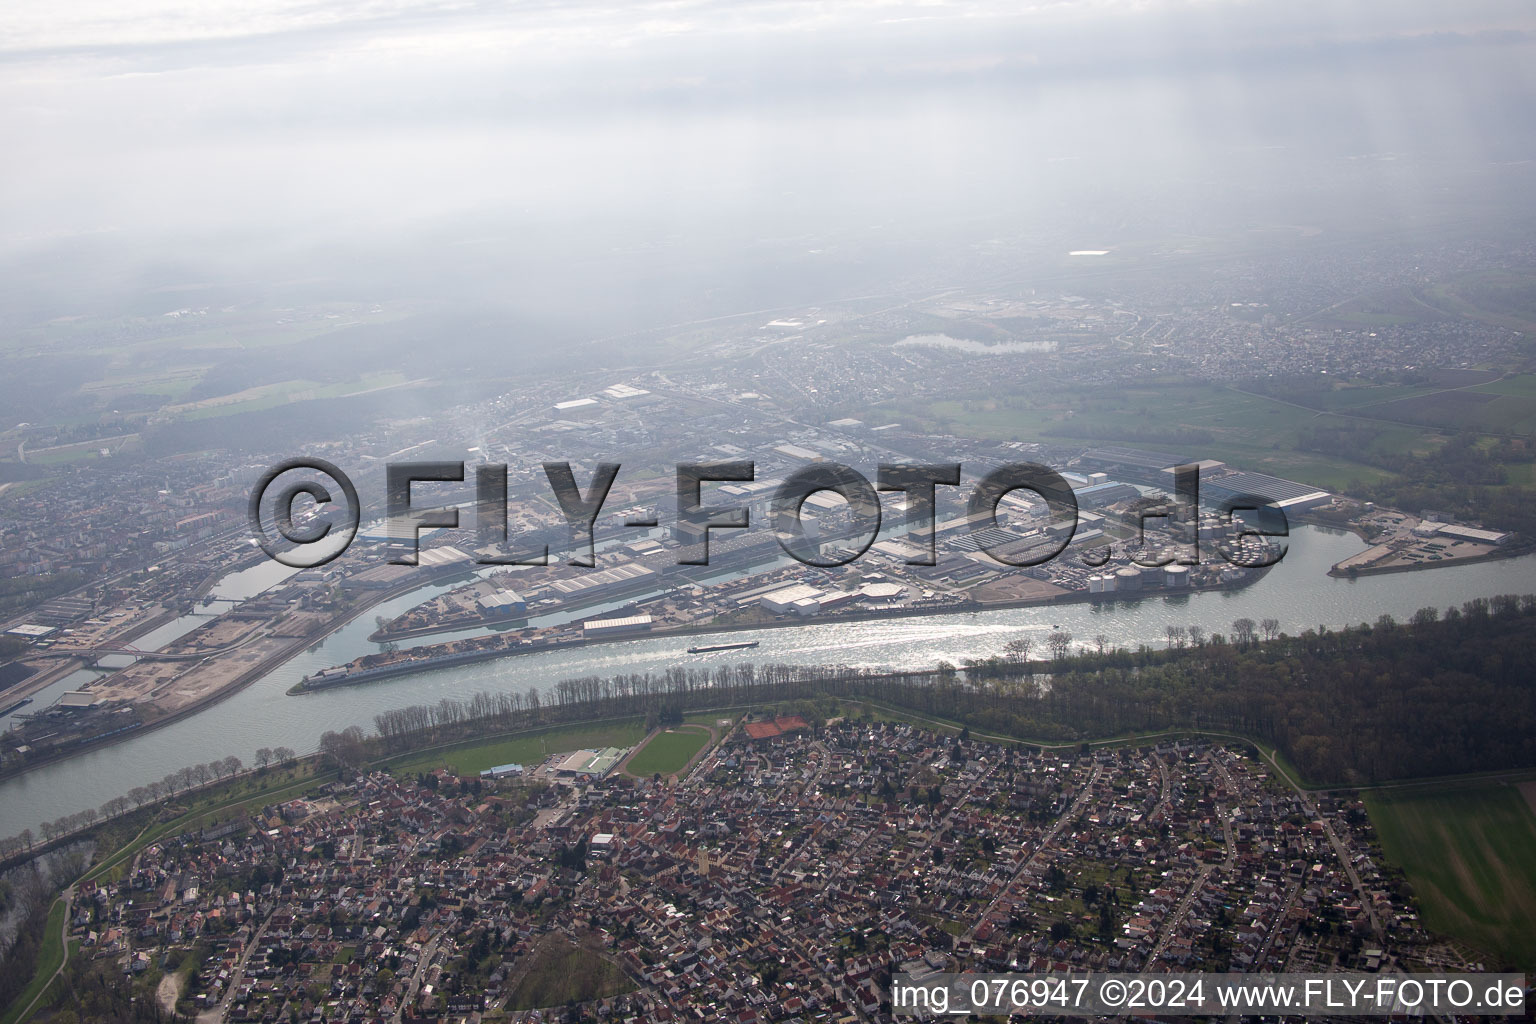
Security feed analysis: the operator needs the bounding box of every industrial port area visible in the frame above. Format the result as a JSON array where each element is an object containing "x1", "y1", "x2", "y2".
[{"x1": 1, "y1": 367, "x2": 1519, "y2": 771}]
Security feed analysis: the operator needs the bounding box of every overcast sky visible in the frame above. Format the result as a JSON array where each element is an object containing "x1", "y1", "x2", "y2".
[{"x1": 3, "y1": 0, "x2": 1534, "y2": 320}]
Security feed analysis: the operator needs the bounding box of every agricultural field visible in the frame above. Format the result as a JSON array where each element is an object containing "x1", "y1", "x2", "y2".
[
  {"x1": 165, "y1": 372, "x2": 416, "y2": 422},
  {"x1": 387, "y1": 720, "x2": 648, "y2": 776},
  {"x1": 1304, "y1": 273, "x2": 1536, "y2": 336},
  {"x1": 1471, "y1": 373, "x2": 1536, "y2": 399},
  {"x1": 0, "y1": 303, "x2": 422, "y2": 443},
  {"x1": 867, "y1": 379, "x2": 1413, "y2": 491},
  {"x1": 1365, "y1": 782, "x2": 1536, "y2": 970},
  {"x1": 1271, "y1": 382, "x2": 1443, "y2": 412},
  {"x1": 624, "y1": 725, "x2": 713, "y2": 778},
  {"x1": 1352, "y1": 390, "x2": 1499, "y2": 428},
  {"x1": 871, "y1": 365, "x2": 1536, "y2": 501},
  {"x1": 21, "y1": 433, "x2": 141, "y2": 466},
  {"x1": 881, "y1": 379, "x2": 1329, "y2": 446},
  {"x1": 1420, "y1": 270, "x2": 1536, "y2": 335},
  {"x1": 1350, "y1": 378, "x2": 1536, "y2": 435},
  {"x1": 1303, "y1": 285, "x2": 1456, "y2": 330},
  {"x1": 79, "y1": 365, "x2": 209, "y2": 400}
]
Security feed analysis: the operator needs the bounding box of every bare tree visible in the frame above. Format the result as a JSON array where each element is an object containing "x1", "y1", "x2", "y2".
[
  {"x1": 1260, "y1": 617, "x2": 1281, "y2": 641},
  {"x1": 1232, "y1": 618, "x2": 1258, "y2": 646},
  {"x1": 223, "y1": 755, "x2": 243, "y2": 778},
  {"x1": 320, "y1": 726, "x2": 367, "y2": 769},
  {"x1": 1187, "y1": 624, "x2": 1205, "y2": 647},
  {"x1": 273, "y1": 746, "x2": 296, "y2": 765},
  {"x1": 255, "y1": 747, "x2": 273, "y2": 770},
  {"x1": 1004, "y1": 637, "x2": 1033, "y2": 663},
  {"x1": 129, "y1": 786, "x2": 150, "y2": 808},
  {"x1": 1047, "y1": 631, "x2": 1073, "y2": 660},
  {"x1": 1094, "y1": 634, "x2": 1109, "y2": 655},
  {"x1": 1165, "y1": 625, "x2": 1187, "y2": 649}
]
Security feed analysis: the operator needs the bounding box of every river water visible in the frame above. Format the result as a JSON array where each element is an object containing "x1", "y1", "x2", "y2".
[{"x1": 3, "y1": 526, "x2": 1536, "y2": 836}]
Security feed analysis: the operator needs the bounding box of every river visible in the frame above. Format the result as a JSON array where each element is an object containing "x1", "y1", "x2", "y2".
[{"x1": 3, "y1": 526, "x2": 1536, "y2": 837}]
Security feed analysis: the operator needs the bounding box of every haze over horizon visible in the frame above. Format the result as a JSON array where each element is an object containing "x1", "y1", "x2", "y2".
[{"x1": 2, "y1": 0, "x2": 1535, "y2": 337}]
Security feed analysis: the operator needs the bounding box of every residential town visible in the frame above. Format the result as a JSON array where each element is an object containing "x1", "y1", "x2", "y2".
[{"x1": 65, "y1": 715, "x2": 1478, "y2": 1023}]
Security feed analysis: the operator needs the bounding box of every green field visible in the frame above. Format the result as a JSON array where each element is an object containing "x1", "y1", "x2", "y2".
[
  {"x1": 881, "y1": 379, "x2": 1331, "y2": 444},
  {"x1": 1303, "y1": 284, "x2": 1456, "y2": 331},
  {"x1": 387, "y1": 720, "x2": 648, "y2": 776},
  {"x1": 168, "y1": 372, "x2": 413, "y2": 422},
  {"x1": 624, "y1": 726, "x2": 712, "y2": 778},
  {"x1": 0, "y1": 899, "x2": 66, "y2": 1024},
  {"x1": 1279, "y1": 383, "x2": 1442, "y2": 411},
  {"x1": 863, "y1": 367, "x2": 1536, "y2": 498},
  {"x1": 79, "y1": 365, "x2": 209, "y2": 398},
  {"x1": 1421, "y1": 271, "x2": 1536, "y2": 335},
  {"x1": 866, "y1": 378, "x2": 1415, "y2": 491},
  {"x1": 505, "y1": 934, "x2": 635, "y2": 1010},
  {"x1": 1365, "y1": 783, "x2": 1536, "y2": 969},
  {"x1": 686, "y1": 711, "x2": 740, "y2": 728},
  {"x1": 1473, "y1": 373, "x2": 1536, "y2": 399},
  {"x1": 1353, "y1": 387, "x2": 1536, "y2": 435},
  {"x1": 1299, "y1": 273, "x2": 1536, "y2": 336}
]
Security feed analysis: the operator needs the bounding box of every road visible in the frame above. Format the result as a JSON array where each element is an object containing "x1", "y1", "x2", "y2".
[
  {"x1": 1149, "y1": 752, "x2": 1238, "y2": 965},
  {"x1": 394, "y1": 931, "x2": 445, "y2": 1023},
  {"x1": 12, "y1": 886, "x2": 74, "y2": 1024},
  {"x1": 197, "y1": 915, "x2": 272, "y2": 1023},
  {"x1": 963, "y1": 764, "x2": 1105, "y2": 943}
]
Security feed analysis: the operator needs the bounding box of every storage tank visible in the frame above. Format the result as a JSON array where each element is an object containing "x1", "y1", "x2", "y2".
[
  {"x1": 1115, "y1": 567, "x2": 1142, "y2": 592},
  {"x1": 1164, "y1": 565, "x2": 1190, "y2": 588}
]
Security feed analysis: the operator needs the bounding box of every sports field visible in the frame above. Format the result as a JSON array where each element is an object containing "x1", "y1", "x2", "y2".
[
  {"x1": 1365, "y1": 782, "x2": 1536, "y2": 969},
  {"x1": 624, "y1": 725, "x2": 712, "y2": 778},
  {"x1": 388, "y1": 720, "x2": 648, "y2": 776}
]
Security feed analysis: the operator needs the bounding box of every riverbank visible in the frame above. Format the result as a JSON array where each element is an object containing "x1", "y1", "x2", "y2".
[
  {"x1": 0, "y1": 568, "x2": 468, "y2": 784},
  {"x1": 0, "y1": 601, "x2": 186, "y2": 712},
  {"x1": 293, "y1": 567, "x2": 1268, "y2": 693},
  {"x1": 7, "y1": 525, "x2": 1536, "y2": 843},
  {"x1": 0, "y1": 553, "x2": 271, "y2": 721},
  {"x1": 368, "y1": 539, "x2": 785, "y2": 644},
  {"x1": 1328, "y1": 541, "x2": 1531, "y2": 578}
]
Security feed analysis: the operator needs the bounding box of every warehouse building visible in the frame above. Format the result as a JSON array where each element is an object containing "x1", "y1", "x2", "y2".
[
  {"x1": 1199, "y1": 470, "x2": 1332, "y2": 514},
  {"x1": 582, "y1": 614, "x2": 653, "y2": 637},
  {"x1": 556, "y1": 747, "x2": 627, "y2": 779},
  {"x1": 477, "y1": 590, "x2": 527, "y2": 619}
]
